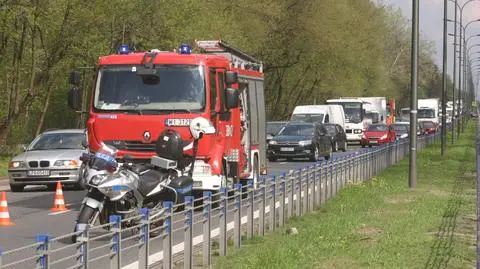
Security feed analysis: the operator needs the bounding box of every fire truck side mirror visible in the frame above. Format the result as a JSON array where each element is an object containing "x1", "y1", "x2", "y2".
[
  {"x1": 70, "y1": 71, "x2": 81, "y2": 86},
  {"x1": 225, "y1": 88, "x2": 240, "y2": 109},
  {"x1": 68, "y1": 87, "x2": 81, "y2": 110},
  {"x1": 225, "y1": 71, "x2": 238, "y2": 85}
]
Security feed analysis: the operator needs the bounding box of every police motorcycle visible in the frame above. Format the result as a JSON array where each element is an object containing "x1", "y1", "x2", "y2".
[{"x1": 71, "y1": 117, "x2": 215, "y2": 243}]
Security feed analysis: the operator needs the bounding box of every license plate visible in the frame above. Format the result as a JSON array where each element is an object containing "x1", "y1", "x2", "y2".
[
  {"x1": 369, "y1": 141, "x2": 378, "y2": 144},
  {"x1": 193, "y1": 181, "x2": 202, "y2": 188},
  {"x1": 280, "y1": 147, "x2": 294, "y2": 152},
  {"x1": 27, "y1": 170, "x2": 50, "y2": 176}
]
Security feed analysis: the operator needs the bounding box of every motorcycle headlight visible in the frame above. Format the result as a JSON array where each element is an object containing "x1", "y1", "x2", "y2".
[
  {"x1": 90, "y1": 175, "x2": 104, "y2": 186},
  {"x1": 298, "y1": 140, "x2": 312, "y2": 146}
]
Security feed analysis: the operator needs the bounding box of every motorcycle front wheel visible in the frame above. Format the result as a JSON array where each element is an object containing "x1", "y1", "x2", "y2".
[{"x1": 72, "y1": 205, "x2": 96, "y2": 243}]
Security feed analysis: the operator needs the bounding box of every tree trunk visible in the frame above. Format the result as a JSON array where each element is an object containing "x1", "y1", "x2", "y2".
[{"x1": 35, "y1": 84, "x2": 53, "y2": 136}]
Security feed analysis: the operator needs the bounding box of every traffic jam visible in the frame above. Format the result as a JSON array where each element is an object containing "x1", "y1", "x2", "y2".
[{"x1": 2, "y1": 40, "x2": 445, "y2": 236}]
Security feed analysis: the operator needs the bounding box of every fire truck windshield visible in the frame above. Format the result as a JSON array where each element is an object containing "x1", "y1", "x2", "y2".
[{"x1": 93, "y1": 64, "x2": 205, "y2": 113}]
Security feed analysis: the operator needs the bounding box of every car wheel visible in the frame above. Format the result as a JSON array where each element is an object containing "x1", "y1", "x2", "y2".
[
  {"x1": 10, "y1": 184, "x2": 24, "y2": 192},
  {"x1": 342, "y1": 141, "x2": 347, "y2": 152},
  {"x1": 268, "y1": 156, "x2": 277, "y2": 162},
  {"x1": 361, "y1": 144, "x2": 366, "y2": 148},
  {"x1": 369, "y1": 145, "x2": 372, "y2": 148}
]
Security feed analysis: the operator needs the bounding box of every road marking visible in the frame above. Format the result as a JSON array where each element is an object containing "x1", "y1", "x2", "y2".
[
  {"x1": 280, "y1": 162, "x2": 288, "y2": 164},
  {"x1": 48, "y1": 210, "x2": 71, "y2": 216}
]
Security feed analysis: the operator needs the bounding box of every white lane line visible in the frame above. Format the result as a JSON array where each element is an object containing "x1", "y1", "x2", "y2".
[
  {"x1": 280, "y1": 162, "x2": 288, "y2": 164},
  {"x1": 48, "y1": 210, "x2": 71, "y2": 216}
]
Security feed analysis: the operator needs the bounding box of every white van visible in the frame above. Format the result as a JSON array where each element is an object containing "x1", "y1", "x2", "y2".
[{"x1": 290, "y1": 105, "x2": 346, "y2": 130}]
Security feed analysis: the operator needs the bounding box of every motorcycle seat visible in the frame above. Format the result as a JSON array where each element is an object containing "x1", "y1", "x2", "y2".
[{"x1": 138, "y1": 169, "x2": 168, "y2": 197}]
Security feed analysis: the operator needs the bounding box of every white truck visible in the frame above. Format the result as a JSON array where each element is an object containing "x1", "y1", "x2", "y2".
[
  {"x1": 290, "y1": 105, "x2": 346, "y2": 130},
  {"x1": 418, "y1": 98, "x2": 440, "y2": 126},
  {"x1": 359, "y1": 97, "x2": 387, "y2": 124},
  {"x1": 326, "y1": 98, "x2": 371, "y2": 144}
]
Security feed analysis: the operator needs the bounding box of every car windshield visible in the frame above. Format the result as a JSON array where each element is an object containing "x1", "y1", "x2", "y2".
[
  {"x1": 29, "y1": 133, "x2": 86, "y2": 151},
  {"x1": 367, "y1": 124, "x2": 387, "y2": 132},
  {"x1": 290, "y1": 113, "x2": 324, "y2": 123},
  {"x1": 325, "y1": 125, "x2": 337, "y2": 135},
  {"x1": 94, "y1": 64, "x2": 205, "y2": 113},
  {"x1": 418, "y1": 109, "x2": 435, "y2": 118},
  {"x1": 266, "y1": 122, "x2": 286, "y2": 135},
  {"x1": 278, "y1": 125, "x2": 314, "y2": 136},
  {"x1": 392, "y1": 125, "x2": 408, "y2": 133}
]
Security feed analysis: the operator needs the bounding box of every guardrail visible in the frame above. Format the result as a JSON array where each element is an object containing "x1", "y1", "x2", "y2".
[{"x1": 0, "y1": 133, "x2": 440, "y2": 269}]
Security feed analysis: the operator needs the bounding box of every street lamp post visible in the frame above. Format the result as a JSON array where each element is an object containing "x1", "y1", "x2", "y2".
[
  {"x1": 409, "y1": 0, "x2": 419, "y2": 189},
  {"x1": 442, "y1": 0, "x2": 448, "y2": 156}
]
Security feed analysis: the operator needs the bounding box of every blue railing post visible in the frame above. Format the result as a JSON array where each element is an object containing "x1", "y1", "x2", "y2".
[
  {"x1": 295, "y1": 169, "x2": 301, "y2": 217},
  {"x1": 287, "y1": 171, "x2": 294, "y2": 219},
  {"x1": 109, "y1": 215, "x2": 121, "y2": 269},
  {"x1": 138, "y1": 208, "x2": 150, "y2": 269},
  {"x1": 0, "y1": 247, "x2": 3, "y2": 268},
  {"x1": 76, "y1": 224, "x2": 89, "y2": 269},
  {"x1": 36, "y1": 234, "x2": 49, "y2": 269},
  {"x1": 328, "y1": 159, "x2": 333, "y2": 200},
  {"x1": 163, "y1": 201, "x2": 173, "y2": 269},
  {"x1": 269, "y1": 177, "x2": 276, "y2": 230},
  {"x1": 259, "y1": 178, "x2": 266, "y2": 236},
  {"x1": 219, "y1": 187, "x2": 228, "y2": 256},
  {"x1": 203, "y1": 191, "x2": 212, "y2": 266},
  {"x1": 184, "y1": 195, "x2": 194, "y2": 268},
  {"x1": 305, "y1": 166, "x2": 311, "y2": 212},
  {"x1": 246, "y1": 180, "x2": 254, "y2": 239},
  {"x1": 233, "y1": 184, "x2": 242, "y2": 248},
  {"x1": 280, "y1": 173, "x2": 286, "y2": 227}
]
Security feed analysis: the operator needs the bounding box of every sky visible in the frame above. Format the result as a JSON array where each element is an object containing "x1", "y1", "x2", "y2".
[{"x1": 373, "y1": 0, "x2": 480, "y2": 99}]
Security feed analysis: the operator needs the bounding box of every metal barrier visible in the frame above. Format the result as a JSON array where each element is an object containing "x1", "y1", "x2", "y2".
[{"x1": 0, "y1": 133, "x2": 440, "y2": 269}]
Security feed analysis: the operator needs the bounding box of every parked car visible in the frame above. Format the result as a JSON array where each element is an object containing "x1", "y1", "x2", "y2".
[
  {"x1": 418, "y1": 121, "x2": 437, "y2": 135},
  {"x1": 8, "y1": 129, "x2": 88, "y2": 192},
  {"x1": 324, "y1": 123, "x2": 347, "y2": 152},
  {"x1": 267, "y1": 122, "x2": 332, "y2": 162},
  {"x1": 391, "y1": 123, "x2": 409, "y2": 140},
  {"x1": 266, "y1": 121, "x2": 287, "y2": 143},
  {"x1": 360, "y1": 123, "x2": 396, "y2": 147}
]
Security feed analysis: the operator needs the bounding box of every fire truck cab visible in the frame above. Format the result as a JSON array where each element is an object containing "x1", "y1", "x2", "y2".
[{"x1": 67, "y1": 40, "x2": 267, "y2": 196}]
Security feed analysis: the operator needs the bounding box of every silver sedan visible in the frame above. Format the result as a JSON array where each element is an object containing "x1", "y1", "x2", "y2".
[{"x1": 8, "y1": 129, "x2": 88, "y2": 192}]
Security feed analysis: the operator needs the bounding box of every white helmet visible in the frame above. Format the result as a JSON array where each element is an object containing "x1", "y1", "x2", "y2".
[{"x1": 189, "y1": 117, "x2": 216, "y2": 139}]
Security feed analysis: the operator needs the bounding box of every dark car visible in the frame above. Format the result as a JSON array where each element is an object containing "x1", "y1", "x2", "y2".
[
  {"x1": 267, "y1": 122, "x2": 332, "y2": 162},
  {"x1": 391, "y1": 123, "x2": 409, "y2": 140},
  {"x1": 418, "y1": 121, "x2": 437, "y2": 135},
  {"x1": 266, "y1": 121, "x2": 287, "y2": 143},
  {"x1": 324, "y1": 123, "x2": 347, "y2": 152}
]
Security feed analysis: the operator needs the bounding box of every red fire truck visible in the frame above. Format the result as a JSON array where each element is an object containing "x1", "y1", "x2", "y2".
[{"x1": 67, "y1": 40, "x2": 267, "y2": 196}]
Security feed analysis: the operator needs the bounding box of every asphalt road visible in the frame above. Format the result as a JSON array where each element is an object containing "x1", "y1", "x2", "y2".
[{"x1": 0, "y1": 145, "x2": 360, "y2": 268}]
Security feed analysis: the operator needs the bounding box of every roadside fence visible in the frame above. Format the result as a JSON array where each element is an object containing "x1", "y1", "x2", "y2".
[{"x1": 0, "y1": 132, "x2": 440, "y2": 269}]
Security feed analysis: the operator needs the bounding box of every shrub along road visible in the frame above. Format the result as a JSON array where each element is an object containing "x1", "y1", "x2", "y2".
[{"x1": 213, "y1": 122, "x2": 477, "y2": 269}]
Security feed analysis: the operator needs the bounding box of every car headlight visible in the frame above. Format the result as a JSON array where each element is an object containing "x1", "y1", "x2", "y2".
[
  {"x1": 269, "y1": 140, "x2": 277, "y2": 145},
  {"x1": 299, "y1": 140, "x2": 312, "y2": 146},
  {"x1": 89, "y1": 175, "x2": 104, "y2": 185},
  {"x1": 362, "y1": 135, "x2": 367, "y2": 139},
  {"x1": 401, "y1": 134, "x2": 408, "y2": 138},
  {"x1": 54, "y1": 160, "x2": 79, "y2": 168},
  {"x1": 8, "y1": 161, "x2": 26, "y2": 169},
  {"x1": 380, "y1": 134, "x2": 388, "y2": 140}
]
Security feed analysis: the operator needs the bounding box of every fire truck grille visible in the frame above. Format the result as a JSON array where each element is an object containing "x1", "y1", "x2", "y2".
[{"x1": 104, "y1": 140, "x2": 156, "y2": 152}]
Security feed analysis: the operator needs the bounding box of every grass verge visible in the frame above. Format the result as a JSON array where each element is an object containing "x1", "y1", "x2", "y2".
[
  {"x1": 0, "y1": 156, "x2": 9, "y2": 177},
  {"x1": 213, "y1": 122, "x2": 477, "y2": 269}
]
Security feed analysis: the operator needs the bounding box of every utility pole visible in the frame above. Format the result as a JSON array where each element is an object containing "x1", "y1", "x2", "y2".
[
  {"x1": 458, "y1": 18, "x2": 463, "y2": 138},
  {"x1": 452, "y1": 0, "x2": 458, "y2": 144},
  {"x1": 441, "y1": 0, "x2": 448, "y2": 156},
  {"x1": 409, "y1": 0, "x2": 419, "y2": 189}
]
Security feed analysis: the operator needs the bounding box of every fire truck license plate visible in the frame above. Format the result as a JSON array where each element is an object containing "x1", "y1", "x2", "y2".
[
  {"x1": 280, "y1": 147, "x2": 294, "y2": 152},
  {"x1": 165, "y1": 118, "x2": 191, "y2": 127}
]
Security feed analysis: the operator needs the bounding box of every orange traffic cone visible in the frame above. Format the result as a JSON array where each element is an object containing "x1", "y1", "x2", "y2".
[
  {"x1": 51, "y1": 181, "x2": 68, "y2": 212},
  {"x1": 0, "y1": 191, "x2": 15, "y2": 226}
]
